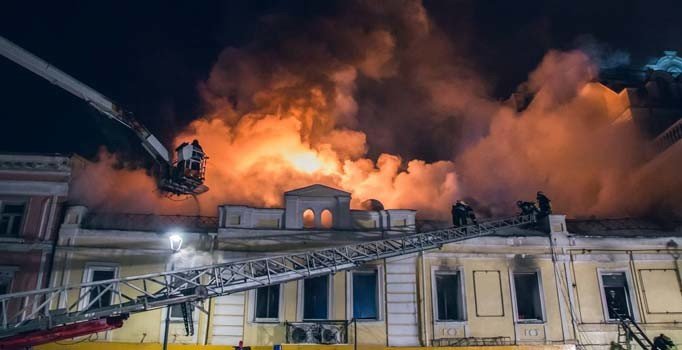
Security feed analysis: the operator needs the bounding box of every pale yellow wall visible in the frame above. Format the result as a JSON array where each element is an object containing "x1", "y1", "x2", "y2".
[
  {"x1": 568, "y1": 250, "x2": 682, "y2": 348},
  {"x1": 242, "y1": 262, "x2": 387, "y2": 347},
  {"x1": 50, "y1": 250, "x2": 209, "y2": 344},
  {"x1": 422, "y1": 255, "x2": 568, "y2": 345},
  {"x1": 48, "y1": 238, "x2": 682, "y2": 349}
]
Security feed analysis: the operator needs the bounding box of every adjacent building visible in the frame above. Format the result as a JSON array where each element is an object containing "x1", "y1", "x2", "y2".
[{"x1": 0, "y1": 153, "x2": 82, "y2": 296}]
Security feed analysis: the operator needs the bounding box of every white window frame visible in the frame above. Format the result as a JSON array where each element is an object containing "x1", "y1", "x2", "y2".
[
  {"x1": 347, "y1": 266, "x2": 384, "y2": 322},
  {"x1": 79, "y1": 263, "x2": 119, "y2": 311},
  {"x1": 163, "y1": 262, "x2": 197, "y2": 322},
  {"x1": 0, "y1": 200, "x2": 27, "y2": 236},
  {"x1": 250, "y1": 284, "x2": 284, "y2": 323},
  {"x1": 510, "y1": 269, "x2": 546, "y2": 323},
  {"x1": 431, "y1": 267, "x2": 467, "y2": 324},
  {"x1": 297, "y1": 274, "x2": 333, "y2": 321},
  {"x1": 597, "y1": 268, "x2": 640, "y2": 322}
]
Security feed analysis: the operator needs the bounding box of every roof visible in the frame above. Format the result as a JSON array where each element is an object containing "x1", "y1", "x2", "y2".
[
  {"x1": 284, "y1": 184, "x2": 351, "y2": 197},
  {"x1": 566, "y1": 218, "x2": 682, "y2": 238}
]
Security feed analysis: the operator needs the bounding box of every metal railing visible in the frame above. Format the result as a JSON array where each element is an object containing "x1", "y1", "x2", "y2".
[
  {"x1": 81, "y1": 212, "x2": 219, "y2": 233},
  {"x1": 432, "y1": 336, "x2": 513, "y2": 347},
  {"x1": 0, "y1": 214, "x2": 534, "y2": 339},
  {"x1": 652, "y1": 117, "x2": 682, "y2": 153}
]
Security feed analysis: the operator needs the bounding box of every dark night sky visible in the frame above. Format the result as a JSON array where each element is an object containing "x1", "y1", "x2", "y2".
[{"x1": 1, "y1": 0, "x2": 681, "y2": 159}]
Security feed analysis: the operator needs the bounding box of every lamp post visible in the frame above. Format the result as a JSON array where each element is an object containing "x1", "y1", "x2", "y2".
[{"x1": 163, "y1": 232, "x2": 183, "y2": 350}]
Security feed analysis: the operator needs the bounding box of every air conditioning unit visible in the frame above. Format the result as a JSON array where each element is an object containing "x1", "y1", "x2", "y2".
[
  {"x1": 288, "y1": 323, "x2": 319, "y2": 344},
  {"x1": 320, "y1": 324, "x2": 344, "y2": 344},
  {"x1": 286, "y1": 321, "x2": 348, "y2": 344}
]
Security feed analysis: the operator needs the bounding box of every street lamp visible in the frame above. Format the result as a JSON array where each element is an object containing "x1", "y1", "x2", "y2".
[
  {"x1": 164, "y1": 231, "x2": 183, "y2": 350},
  {"x1": 169, "y1": 233, "x2": 183, "y2": 252}
]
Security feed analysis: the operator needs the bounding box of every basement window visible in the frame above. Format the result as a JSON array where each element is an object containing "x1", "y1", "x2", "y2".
[
  {"x1": 0, "y1": 202, "x2": 25, "y2": 236},
  {"x1": 352, "y1": 270, "x2": 379, "y2": 320},
  {"x1": 434, "y1": 271, "x2": 465, "y2": 321},
  {"x1": 303, "y1": 276, "x2": 329, "y2": 320},
  {"x1": 255, "y1": 284, "x2": 280, "y2": 322},
  {"x1": 601, "y1": 272, "x2": 633, "y2": 320},
  {"x1": 513, "y1": 272, "x2": 544, "y2": 321}
]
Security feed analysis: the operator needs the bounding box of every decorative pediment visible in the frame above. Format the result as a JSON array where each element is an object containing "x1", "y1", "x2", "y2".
[{"x1": 284, "y1": 184, "x2": 350, "y2": 198}]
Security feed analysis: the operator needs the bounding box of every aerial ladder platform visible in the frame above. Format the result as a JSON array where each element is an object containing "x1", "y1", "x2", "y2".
[
  {"x1": 0, "y1": 35, "x2": 208, "y2": 196},
  {"x1": 0, "y1": 214, "x2": 535, "y2": 347}
]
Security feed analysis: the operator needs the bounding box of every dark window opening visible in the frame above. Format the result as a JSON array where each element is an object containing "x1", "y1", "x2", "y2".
[
  {"x1": 255, "y1": 284, "x2": 280, "y2": 320},
  {"x1": 435, "y1": 272, "x2": 464, "y2": 321},
  {"x1": 0, "y1": 203, "x2": 25, "y2": 236},
  {"x1": 87, "y1": 269, "x2": 115, "y2": 311},
  {"x1": 170, "y1": 304, "x2": 184, "y2": 318},
  {"x1": 353, "y1": 271, "x2": 378, "y2": 320},
  {"x1": 513, "y1": 272, "x2": 543, "y2": 321},
  {"x1": 602, "y1": 273, "x2": 632, "y2": 319},
  {"x1": 0, "y1": 275, "x2": 11, "y2": 316},
  {"x1": 303, "y1": 276, "x2": 328, "y2": 320}
]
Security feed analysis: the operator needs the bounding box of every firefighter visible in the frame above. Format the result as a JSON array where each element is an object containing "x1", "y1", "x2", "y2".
[
  {"x1": 452, "y1": 201, "x2": 468, "y2": 227},
  {"x1": 653, "y1": 334, "x2": 675, "y2": 350},
  {"x1": 465, "y1": 203, "x2": 477, "y2": 225},
  {"x1": 536, "y1": 191, "x2": 552, "y2": 216},
  {"x1": 517, "y1": 200, "x2": 539, "y2": 216}
]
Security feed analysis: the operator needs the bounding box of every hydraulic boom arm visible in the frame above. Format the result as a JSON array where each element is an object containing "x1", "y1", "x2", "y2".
[{"x1": 0, "y1": 35, "x2": 170, "y2": 164}]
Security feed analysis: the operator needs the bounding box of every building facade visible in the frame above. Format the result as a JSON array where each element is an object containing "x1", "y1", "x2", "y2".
[
  {"x1": 0, "y1": 153, "x2": 82, "y2": 296},
  {"x1": 22, "y1": 183, "x2": 682, "y2": 350}
]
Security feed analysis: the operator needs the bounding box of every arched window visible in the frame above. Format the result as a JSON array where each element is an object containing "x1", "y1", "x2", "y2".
[
  {"x1": 320, "y1": 209, "x2": 333, "y2": 229},
  {"x1": 303, "y1": 209, "x2": 315, "y2": 229}
]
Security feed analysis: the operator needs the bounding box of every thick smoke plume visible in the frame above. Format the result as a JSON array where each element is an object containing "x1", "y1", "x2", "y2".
[{"x1": 71, "y1": 1, "x2": 681, "y2": 220}]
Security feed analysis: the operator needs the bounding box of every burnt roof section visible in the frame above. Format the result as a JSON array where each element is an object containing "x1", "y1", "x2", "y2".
[
  {"x1": 416, "y1": 219, "x2": 547, "y2": 237},
  {"x1": 566, "y1": 218, "x2": 682, "y2": 238}
]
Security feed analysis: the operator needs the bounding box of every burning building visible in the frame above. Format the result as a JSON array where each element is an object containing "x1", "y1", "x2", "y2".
[{"x1": 0, "y1": 179, "x2": 678, "y2": 350}]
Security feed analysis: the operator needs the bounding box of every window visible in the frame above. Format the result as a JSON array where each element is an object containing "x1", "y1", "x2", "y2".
[
  {"x1": 303, "y1": 209, "x2": 315, "y2": 229},
  {"x1": 352, "y1": 271, "x2": 378, "y2": 320},
  {"x1": 434, "y1": 272, "x2": 465, "y2": 321},
  {"x1": 0, "y1": 268, "x2": 14, "y2": 316},
  {"x1": 81, "y1": 265, "x2": 117, "y2": 311},
  {"x1": 513, "y1": 272, "x2": 544, "y2": 321},
  {"x1": 303, "y1": 276, "x2": 329, "y2": 320},
  {"x1": 0, "y1": 202, "x2": 25, "y2": 236},
  {"x1": 170, "y1": 304, "x2": 184, "y2": 318},
  {"x1": 321, "y1": 209, "x2": 333, "y2": 229},
  {"x1": 255, "y1": 284, "x2": 280, "y2": 321},
  {"x1": 169, "y1": 302, "x2": 195, "y2": 321},
  {"x1": 228, "y1": 214, "x2": 241, "y2": 226},
  {"x1": 601, "y1": 272, "x2": 633, "y2": 320}
]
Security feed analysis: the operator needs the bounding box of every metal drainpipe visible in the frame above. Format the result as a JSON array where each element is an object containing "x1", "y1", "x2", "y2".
[
  {"x1": 418, "y1": 251, "x2": 429, "y2": 346},
  {"x1": 163, "y1": 260, "x2": 175, "y2": 350},
  {"x1": 43, "y1": 198, "x2": 61, "y2": 290},
  {"x1": 203, "y1": 297, "x2": 213, "y2": 345}
]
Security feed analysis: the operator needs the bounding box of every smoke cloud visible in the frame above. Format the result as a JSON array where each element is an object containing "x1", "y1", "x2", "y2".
[{"x1": 70, "y1": 0, "x2": 681, "y2": 220}]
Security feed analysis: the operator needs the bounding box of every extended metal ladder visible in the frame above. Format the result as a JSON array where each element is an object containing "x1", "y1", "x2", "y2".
[
  {"x1": 609, "y1": 303, "x2": 653, "y2": 350},
  {"x1": 0, "y1": 214, "x2": 534, "y2": 340}
]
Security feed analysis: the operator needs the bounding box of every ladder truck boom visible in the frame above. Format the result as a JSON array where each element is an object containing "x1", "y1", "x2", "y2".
[
  {"x1": 0, "y1": 35, "x2": 169, "y2": 164},
  {"x1": 0, "y1": 35, "x2": 208, "y2": 196},
  {"x1": 0, "y1": 214, "x2": 535, "y2": 346}
]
